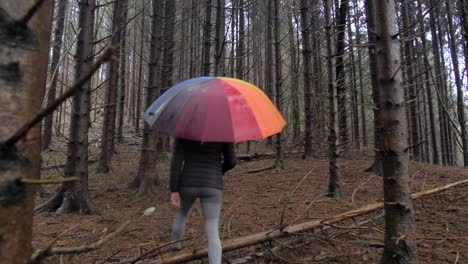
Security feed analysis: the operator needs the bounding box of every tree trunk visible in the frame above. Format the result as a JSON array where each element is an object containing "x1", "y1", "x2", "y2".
[
  {"x1": 213, "y1": 0, "x2": 225, "y2": 76},
  {"x1": 300, "y1": 0, "x2": 315, "y2": 160},
  {"x1": 446, "y1": 0, "x2": 468, "y2": 166},
  {"x1": 201, "y1": 0, "x2": 212, "y2": 76},
  {"x1": 42, "y1": 0, "x2": 67, "y2": 150},
  {"x1": 0, "y1": 0, "x2": 52, "y2": 262},
  {"x1": 36, "y1": 0, "x2": 96, "y2": 215},
  {"x1": 134, "y1": 4, "x2": 146, "y2": 134},
  {"x1": 347, "y1": 4, "x2": 360, "y2": 149},
  {"x1": 401, "y1": 1, "x2": 421, "y2": 161},
  {"x1": 324, "y1": 0, "x2": 341, "y2": 198},
  {"x1": 273, "y1": 0, "x2": 284, "y2": 170},
  {"x1": 116, "y1": 0, "x2": 129, "y2": 143},
  {"x1": 236, "y1": 0, "x2": 245, "y2": 80},
  {"x1": 97, "y1": 0, "x2": 126, "y2": 173},
  {"x1": 416, "y1": 0, "x2": 439, "y2": 165},
  {"x1": 364, "y1": 0, "x2": 383, "y2": 174},
  {"x1": 133, "y1": 0, "x2": 164, "y2": 194},
  {"x1": 288, "y1": 3, "x2": 300, "y2": 141},
  {"x1": 370, "y1": 0, "x2": 418, "y2": 262},
  {"x1": 335, "y1": 0, "x2": 350, "y2": 149},
  {"x1": 354, "y1": 0, "x2": 367, "y2": 147}
]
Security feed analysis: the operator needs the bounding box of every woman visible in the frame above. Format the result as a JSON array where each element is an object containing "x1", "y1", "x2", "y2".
[{"x1": 170, "y1": 138, "x2": 236, "y2": 263}]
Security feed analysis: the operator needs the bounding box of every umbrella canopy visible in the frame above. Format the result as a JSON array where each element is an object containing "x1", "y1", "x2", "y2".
[{"x1": 144, "y1": 77, "x2": 286, "y2": 143}]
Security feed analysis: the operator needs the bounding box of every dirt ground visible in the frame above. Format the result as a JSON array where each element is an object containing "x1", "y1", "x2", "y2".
[{"x1": 34, "y1": 138, "x2": 468, "y2": 263}]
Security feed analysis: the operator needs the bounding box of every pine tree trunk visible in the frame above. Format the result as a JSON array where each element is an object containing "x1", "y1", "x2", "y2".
[
  {"x1": 98, "y1": 0, "x2": 126, "y2": 173},
  {"x1": 134, "y1": 0, "x2": 164, "y2": 194},
  {"x1": 324, "y1": 0, "x2": 341, "y2": 198},
  {"x1": 214, "y1": 0, "x2": 225, "y2": 76},
  {"x1": 335, "y1": 0, "x2": 350, "y2": 149},
  {"x1": 42, "y1": 0, "x2": 67, "y2": 150},
  {"x1": 354, "y1": 0, "x2": 367, "y2": 147},
  {"x1": 300, "y1": 0, "x2": 314, "y2": 160},
  {"x1": 364, "y1": 0, "x2": 383, "y2": 174},
  {"x1": 417, "y1": 0, "x2": 439, "y2": 164},
  {"x1": 0, "y1": 0, "x2": 52, "y2": 261},
  {"x1": 35, "y1": 0, "x2": 96, "y2": 215},
  {"x1": 273, "y1": 0, "x2": 284, "y2": 170},
  {"x1": 236, "y1": 0, "x2": 245, "y2": 80},
  {"x1": 347, "y1": 5, "x2": 360, "y2": 149},
  {"x1": 288, "y1": 3, "x2": 300, "y2": 141},
  {"x1": 201, "y1": 0, "x2": 212, "y2": 76},
  {"x1": 370, "y1": 0, "x2": 418, "y2": 262},
  {"x1": 446, "y1": 0, "x2": 468, "y2": 166},
  {"x1": 116, "y1": 1, "x2": 129, "y2": 143},
  {"x1": 401, "y1": 1, "x2": 421, "y2": 161}
]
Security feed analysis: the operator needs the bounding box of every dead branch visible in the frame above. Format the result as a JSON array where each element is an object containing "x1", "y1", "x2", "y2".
[
  {"x1": 4, "y1": 47, "x2": 115, "y2": 147},
  {"x1": 21, "y1": 177, "x2": 79, "y2": 184},
  {"x1": 245, "y1": 164, "x2": 275, "y2": 174},
  {"x1": 29, "y1": 220, "x2": 130, "y2": 263},
  {"x1": 155, "y1": 178, "x2": 468, "y2": 264}
]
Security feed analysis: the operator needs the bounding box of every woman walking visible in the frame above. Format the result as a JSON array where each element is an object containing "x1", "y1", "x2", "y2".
[{"x1": 170, "y1": 138, "x2": 236, "y2": 263}]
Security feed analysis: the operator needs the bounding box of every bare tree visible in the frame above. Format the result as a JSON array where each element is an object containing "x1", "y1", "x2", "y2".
[
  {"x1": 0, "y1": 0, "x2": 52, "y2": 261},
  {"x1": 370, "y1": 0, "x2": 418, "y2": 262}
]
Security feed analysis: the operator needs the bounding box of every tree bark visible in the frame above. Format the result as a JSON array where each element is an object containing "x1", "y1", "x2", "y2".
[
  {"x1": 370, "y1": 0, "x2": 418, "y2": 262},
  {"x1": 0, "y1": 0, "x2": 52, "y2": 262}
]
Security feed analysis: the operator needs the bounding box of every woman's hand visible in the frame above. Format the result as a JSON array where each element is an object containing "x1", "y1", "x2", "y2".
[{"x1": 171, "y1": 192, "x2": 181, "y2": 209}]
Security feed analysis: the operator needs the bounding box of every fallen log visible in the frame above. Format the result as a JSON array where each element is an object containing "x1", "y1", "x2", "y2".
[{"x1": 155, "y1": 178, "x2": 468, "y2": 264}]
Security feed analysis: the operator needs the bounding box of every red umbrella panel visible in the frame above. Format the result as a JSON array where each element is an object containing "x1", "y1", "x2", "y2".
[{"x1": 144, "y1": 77, "x2": 286, "y2": 143}]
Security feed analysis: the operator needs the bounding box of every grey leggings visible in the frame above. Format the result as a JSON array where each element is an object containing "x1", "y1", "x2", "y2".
[{"x1": 172, "y1": 187, "x2": 222, "y2": 264}]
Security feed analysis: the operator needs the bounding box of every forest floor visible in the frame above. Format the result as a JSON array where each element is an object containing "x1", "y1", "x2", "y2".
[{"x1": 34, "y1": 136, "x2": 468, "y2": 263}]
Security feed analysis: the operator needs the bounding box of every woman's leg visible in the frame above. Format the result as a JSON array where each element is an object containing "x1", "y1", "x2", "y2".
[
  {"x1": 199, "y1": 188, "x2": 222, "y2": 264},
  {"x1": 171, "y1": 188, "x2": 197, "y2": 249}
]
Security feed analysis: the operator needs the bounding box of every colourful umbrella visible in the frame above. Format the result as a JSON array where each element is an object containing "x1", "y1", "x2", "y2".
[{"x1": 144, "y1": 77, "x2": 286, "y2": 143}]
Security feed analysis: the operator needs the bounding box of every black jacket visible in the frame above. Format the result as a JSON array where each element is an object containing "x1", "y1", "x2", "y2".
[{"x1": 169, "y1": 139, "x2": 236, "y2": 192}]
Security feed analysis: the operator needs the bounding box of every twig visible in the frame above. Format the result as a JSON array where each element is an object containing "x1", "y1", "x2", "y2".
[
  {"x1": 111, "y1": 239, "x2": 190, "y2": 264},
  {"x1": 351, "y1": 174, "x2": 376, "y2": 208},
  {"x1": 19, "y1": 0, "x2": 47, "y2": 24},
  {"x1": 279, "y1": 170, "x2": 313, "y2": 226},
  {"x1": 29, "y1": 220, "x2": 130, "y2": 263},
  {"x1": 4, "y1": 47, "x2": 115, "y2": 147},
  {"x1": 454, "y1": 251, "x2": 460, "y2": 264},
  {"x1": 21, "y1": 177, "x2": 80, "y2": 184}
]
